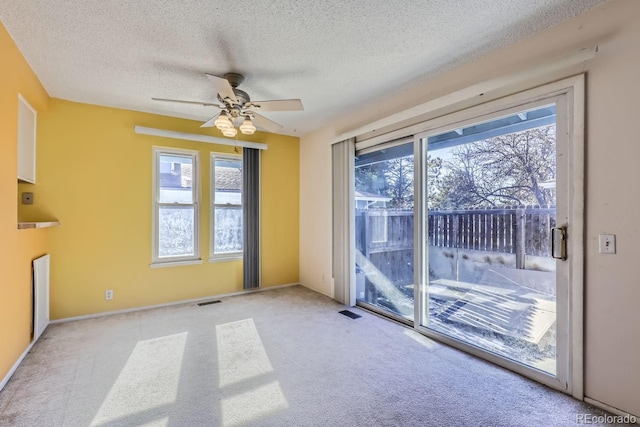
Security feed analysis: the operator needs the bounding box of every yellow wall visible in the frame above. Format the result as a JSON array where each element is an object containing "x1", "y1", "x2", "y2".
[
  {"x1": 0, "y1": 22, "x2": 51, "y2": 383},
  {"x1": 36, "y1": 99, "x2": 299, "y2": 320},
  {"x1": 1, "y1": 17, "x2": 297, "y2": 384}
]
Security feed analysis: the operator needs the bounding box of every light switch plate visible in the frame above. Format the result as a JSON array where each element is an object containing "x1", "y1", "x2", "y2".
[{"x1": 599, "y1": 234, "x2": 616, "y2": 254}]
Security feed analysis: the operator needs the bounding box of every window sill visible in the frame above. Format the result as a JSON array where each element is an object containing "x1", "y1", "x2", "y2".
[
  {"x1": 209, "y1": 255, "x2": 242, "y2": 263},
  {"x1": 150, "y1": 259, "x2": 203, "y2": 268}
]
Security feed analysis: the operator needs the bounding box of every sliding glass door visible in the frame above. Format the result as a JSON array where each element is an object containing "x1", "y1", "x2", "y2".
[
  {"x1": 421, "y1": 104, "x2": 560, "y2": 375},
  {"x1": 350, "y1": 77, "x2": 583, "y2": 394},
  {"x1": 354, "y1": 142, "x2": 414, "y2": 322}
]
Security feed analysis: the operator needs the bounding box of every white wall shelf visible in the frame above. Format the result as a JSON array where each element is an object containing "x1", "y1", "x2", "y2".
[{"x1": 17, "y1": 221, "x2": 60, "y2": 230}]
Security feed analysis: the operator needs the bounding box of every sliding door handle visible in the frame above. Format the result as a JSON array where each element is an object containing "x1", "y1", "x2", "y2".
[{"x1": 551, "y1": 226, "x2": 567, "y2": 260}]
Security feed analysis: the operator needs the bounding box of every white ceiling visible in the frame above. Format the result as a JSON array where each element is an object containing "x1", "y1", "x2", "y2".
[{"x1": 0, "y1": 1, "x2": 607, "y2": 137}]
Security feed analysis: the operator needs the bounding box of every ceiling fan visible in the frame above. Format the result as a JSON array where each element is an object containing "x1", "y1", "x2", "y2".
[{"x1": 152, "y1": 73, "x2": 303, "y2": 137}]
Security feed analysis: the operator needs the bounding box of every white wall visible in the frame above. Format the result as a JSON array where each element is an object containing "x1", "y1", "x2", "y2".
[
  {"x1": 582, "y1": 5, "x2": 640, "y2": 415},
  {"x1": 299, "y1": 0, "x2": 640, "y2": 417},
  {"x1": 299, "y1": 127, "x2": 334, "y2": 297}
]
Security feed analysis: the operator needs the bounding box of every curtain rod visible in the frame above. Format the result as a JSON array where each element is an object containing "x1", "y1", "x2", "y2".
[{"x1": 134, "y1": 126, "x2": 268, "y2": 150}]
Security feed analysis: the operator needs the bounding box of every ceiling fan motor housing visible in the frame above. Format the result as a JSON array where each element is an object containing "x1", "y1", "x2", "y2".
[
  {"x1": 218, "y1": 88, "x2": 250, "y2": 114},
  {"x1": 223, "y1": 72, "x2": 245, "y2": 88},
  {"x1": 217, "y1": 73, "x2": 251, "y2": 108}
]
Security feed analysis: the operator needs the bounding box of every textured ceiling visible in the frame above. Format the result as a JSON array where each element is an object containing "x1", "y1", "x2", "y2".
[{"x1": 0, "y1": 1, "x2": 606, "y2": 136}]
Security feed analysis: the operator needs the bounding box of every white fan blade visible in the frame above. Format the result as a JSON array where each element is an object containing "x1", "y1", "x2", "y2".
[
  {"x1": 251, "y1": 112, "x2": 283, "y2": 133},
  {"x1": 201, "y1": 112, "x2": 221, "y2": 128},
  {"x1": 205, "y1": 73, "x2": 238, "y2": 103},
  {"x1": 247, "y1": 99, "x2": 303, "y2": 112},
  {"x1": 152, "y1": 97, "x2": 222, "y2": 108}
]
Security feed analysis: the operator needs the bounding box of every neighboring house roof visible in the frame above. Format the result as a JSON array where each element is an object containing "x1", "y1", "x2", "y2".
[
  {"x1": 159, "y1": 162, "x2": 192, "y2": 189},
  {"x1": 216, "y1": 166, "x2": 241, "y2": 192},
  {"x1": 355, "y1": 190, "x2": 391, "y2": 202},
  {"x1": 160, "y1": 163, "x2": 241, "y2": 191}
]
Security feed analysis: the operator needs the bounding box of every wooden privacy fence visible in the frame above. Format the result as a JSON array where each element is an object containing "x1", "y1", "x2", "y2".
[
  {"x1": 356, "y1": 210, "x2": 414, "y2": 288},
  {"x1": 356, "y1": 206, "x2": 556, "y2": 269}
]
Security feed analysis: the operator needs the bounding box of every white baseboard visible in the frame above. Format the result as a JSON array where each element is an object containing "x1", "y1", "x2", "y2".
[
  {"x1": 0, "y1": 339, "x2": 36, "y2": 393},
  {"x1": 299, "y1": 282, "x2": 333, "y2": 299},
  {"x1": 584, "y1": 397, "x2": 639, "y2": 425},
  {"x1": 50, "y1": 282, "x2": 300, "y2": 324}
]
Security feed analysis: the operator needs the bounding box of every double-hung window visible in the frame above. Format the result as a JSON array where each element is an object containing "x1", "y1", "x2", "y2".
[
  {"x1": 152, "y1": 147, "x2": 200, "y2": 265},
  {"x1": 211, "y1": 154, "x2": 243, "y2": 260}
]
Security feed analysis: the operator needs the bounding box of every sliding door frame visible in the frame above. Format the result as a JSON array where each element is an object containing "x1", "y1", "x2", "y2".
[
  {"x1": 354, "y1": 138, "x2": 416, "y2": 326},
  {"x1": 412, "y1": 75, "x2": 584, "y2": 397},
  {"x1": 353, "y1": 75, "x2": 584, "y2": 398}
]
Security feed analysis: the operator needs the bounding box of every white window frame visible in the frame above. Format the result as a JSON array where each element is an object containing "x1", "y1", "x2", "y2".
[
  {"x1": 210, "y1": 153, "x2": 243, "y2": 262},
  {"x1": 151, "y1": 146, "x2": 201, "y2": 267}
]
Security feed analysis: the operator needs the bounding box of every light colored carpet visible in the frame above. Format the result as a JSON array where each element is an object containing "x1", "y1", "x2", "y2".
[{"x1": 0, "y1": 285, "x2": 618, "y2": 426}]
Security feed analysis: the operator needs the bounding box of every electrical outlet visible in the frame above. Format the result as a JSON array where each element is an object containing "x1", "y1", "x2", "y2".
[
  {"x1": 599, "y1": 234, "x2": 616, "y2": 254},
  {"x1": 105, "y1": 289, "x2": 113, "y2": 300}
]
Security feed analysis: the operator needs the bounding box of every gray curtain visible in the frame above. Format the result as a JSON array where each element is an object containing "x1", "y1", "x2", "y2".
[
  {"x1": 243, "y1": 147, "x2": 260, "y2": 289},
  {"x1": 332, "y1": 138, "x2": 356, "y2": 305}
]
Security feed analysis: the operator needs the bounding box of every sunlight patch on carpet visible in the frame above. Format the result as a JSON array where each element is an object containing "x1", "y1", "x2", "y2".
[
  {"x1": 216, "y1": 318, "x2": 289, "y2": 425},
  {"x1": 90, "y1": 332, "x2": 187, "y2": 426},
  {"x1": 220, "y1": 381, "x2": 289, "y2": 427},
  {"x1": 216, "y1": 318, "x2": 274, "y2": 388}
]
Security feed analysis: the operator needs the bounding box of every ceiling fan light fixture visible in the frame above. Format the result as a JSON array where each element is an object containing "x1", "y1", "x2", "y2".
[
  {"x1": 214, "y1": 112, "x2": 233, "y2": 130},
  {"x1": 222, "y1": 127, "x2": 237, "y2": 137},
  {"x1": 239, "y1": 117, "x2": 256, "y2": 135}
]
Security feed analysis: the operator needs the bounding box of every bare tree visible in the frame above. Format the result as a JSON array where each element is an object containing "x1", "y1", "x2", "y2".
[
  {"x1": 385, "y1": 157, "x2": 414, "y2": 208},
  {"x1": 433, "y1": 125, "x2": 556, "y2": 209},
  {"x1": 355, "y1": 124, "x2": 554, "y2": 210}
]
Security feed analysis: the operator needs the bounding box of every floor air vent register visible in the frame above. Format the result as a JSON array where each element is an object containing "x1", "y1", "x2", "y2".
[
  {"x1": 339, "y1": 310, "x2": 361, "y2": 319},
  {"x1": 197, "y1": 300, "x2": 222, "y2": 306}
]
